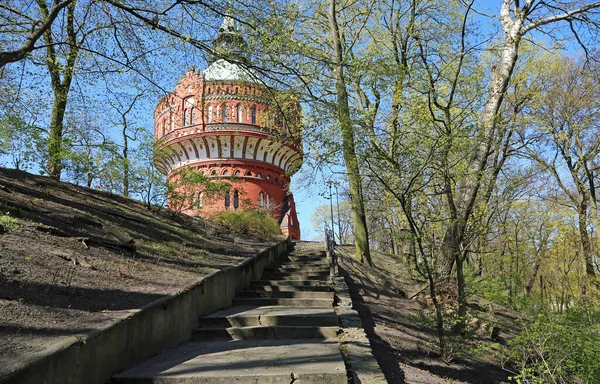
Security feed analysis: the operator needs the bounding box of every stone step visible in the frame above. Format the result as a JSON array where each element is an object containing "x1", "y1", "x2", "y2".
[
  {"x1": 250, "y1": 279, "x2": 332, "y2": 289},
  {"x1": 285, "y1": 252, "x2": 326, "y2": 257},
  {"x1": 285, "y1": 255, "x2": 327, "y2": 262},
  {"x1": 198, "y1": 306, "x2": 339, "y2": 328},
  {"x1": 273, "y1": 264, "x2": 330, "y2": 270},
  {"x1": 281, "y1": 261, "x2": 328, "y2": 267},
  {"x1": 112, "y1": 339, "x2": 346, "y2": 384},
  {"x1": 192, "y1": 325, "x2": 339, "y2": 341},
  {"x1": 249, "y1": 282, "x2": 333, "y2": 292},
  {"x1": 264, "y1": 266, "x2": 330, "y2": 274},
  {"x1": 232, "y1": 297, "x2": 333, "y2": 307},
  {"x1": 262, "y1": 273, "x2": 330, "y2": 281},
  {"x1": 236, "y1": 290, "x2": 334, "y2": 299}
]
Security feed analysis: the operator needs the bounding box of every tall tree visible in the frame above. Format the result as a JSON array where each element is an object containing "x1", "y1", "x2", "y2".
[
  {"x1": 525, "y1": 56, "x2": 600, "y2": 284},
  {"x1": 107, "y1": 89, "x2": 146, "y2": 197},
  {"x1": 327, "y1": 0, "x2": 373, "y2": 265}
]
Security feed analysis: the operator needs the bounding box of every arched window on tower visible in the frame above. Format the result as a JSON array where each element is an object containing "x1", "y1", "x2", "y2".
[
  {"x1": 191, "y1": 108, "x2": 195, "y2": 125},
  {"x1": 233, "y1": 190, "x2": 239, "y2": 210},
  {"x1": 237, "y1": 105, "x2": 242, "y2": 122},
  {"x1": 259, "y1": 192, "x2": 265, "y2": 208},
  {"x1": 184, "y1": 98, "x2": 194, "y2": 126},
  {"x1": 246, "y1": 107, "x2": 249, "y2": 122},
  {"x1": 225, "y1": 191, "x2": 231, "y2": 210},
  {"x1": 251, "y1": 107, "x2": 257, "y2": 124},
  {"x1": 216, "y1": 105, "x2": 221, "y2": 122},
  {"x1": 170, "y1": 113, "x2": 174, "y2": 131},
  {"x1": 192, "y1": 191, "x2": 203, "y2": 209},
  {"x1": 208, "y1": 105, "x2": 213, "y2": 123},
  {"x1": 222, "y1": 170, "x2": 229, "y2": 176},
  {"x1": 222, "y1": 104, "x2": 228, "y2": 122},
  {"x1": 266, "y1": 193, "x2": 270, "y2": 207}
]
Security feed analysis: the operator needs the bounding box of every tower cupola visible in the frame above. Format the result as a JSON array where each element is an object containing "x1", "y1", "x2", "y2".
[{"x1": 209, "y1": 13, "x2": 249, "y2": 65}]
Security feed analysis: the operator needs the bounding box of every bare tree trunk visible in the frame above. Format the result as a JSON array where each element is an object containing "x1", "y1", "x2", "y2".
[
  {"x1": 41, "y1": 0, "x2": 79, "y2": 180},
  {"x1": 327, "y1": 0, "x2": 373, "y2": 266},
  {"x1": 47, "y1": 92, "x2": 68, "y2": 179},
  {"x1": 578, "y1": 201, "x2": 596, "y2": 278},
  {"x1": 525, "y1": 243, "x2": 546, "y2": 296}
]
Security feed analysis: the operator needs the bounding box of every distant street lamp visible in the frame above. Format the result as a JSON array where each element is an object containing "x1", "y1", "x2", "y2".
[
  {"x1": 334, "y1": 183, "x2": 341, "y2": 243},
  {"x1": 327, "y1": 181, "x2": 335, "y2": 241}
]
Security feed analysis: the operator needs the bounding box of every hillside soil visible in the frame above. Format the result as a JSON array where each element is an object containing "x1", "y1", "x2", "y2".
[
  {"x1": 337, "y1": 245, "x2": 519, "y2": 384},
  {"x1": 0, "y1": 168, "x2": 278, "y2": 373}
]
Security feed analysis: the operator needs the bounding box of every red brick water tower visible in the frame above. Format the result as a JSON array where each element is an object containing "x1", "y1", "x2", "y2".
[{"x1": 153, "y1": 16, "x2": 302, "y2": 239}]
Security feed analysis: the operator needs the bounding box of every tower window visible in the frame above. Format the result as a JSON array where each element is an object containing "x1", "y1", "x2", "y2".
[
  {"x1": 191, "y1": 108, "x2": 195, "y2": 124},
  {"x1": 208, "y1": 105, "x2": 213, "y2": 123},
  {"x1": 233, "y1": 190, "x2": 239, "y2": 210},
  {"x1": 251, "y1": 107, "x2": 256, "y2": 124},
  {"x1": 225, "y1": 191, "x2": 230, "y2": 210},
  {"x1": 183, "y1": 110, "x2": 189, "y2": 126},
  {"x1": 194, "y1": 192, "x2": 204, "y2": 209},
  {"x1": 259, "y1": 192, "x2": 265, "y2": 208},
  {"x1": 237, "y1": 105, "x2": 242, "y2": 122},
  {"x1": 222, "y1": 104, "x2": 228, "y2": 122}
]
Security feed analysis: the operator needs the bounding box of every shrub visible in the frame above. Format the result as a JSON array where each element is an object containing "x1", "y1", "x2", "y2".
[
  {"x1": 0, "y1": 212, "x2": 19, "y2": 232},
  {"x1": 210, "y1": 210, "x2": 282, "y2": 240},
  {"x1": 507, "y1": 305, "x2": 600, "y2": 383}
]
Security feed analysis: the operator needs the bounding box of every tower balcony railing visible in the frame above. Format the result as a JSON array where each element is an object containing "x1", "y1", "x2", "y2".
[{"x1": 158, "y1": 122, "x2": 302, "y2": 149}]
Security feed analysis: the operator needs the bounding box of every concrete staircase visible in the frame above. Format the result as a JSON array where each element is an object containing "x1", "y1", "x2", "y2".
[{"x1": 113, "y1": 242, "x2": 346, "y2": 384}]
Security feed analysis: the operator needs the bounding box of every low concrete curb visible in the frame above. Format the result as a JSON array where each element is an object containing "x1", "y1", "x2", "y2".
[
  {"x1": 1, "y1": 240, "x2": 290, "y2": 384},
  {"x1": 333, "y1": 276, "x2": 387, "y2": 383}
]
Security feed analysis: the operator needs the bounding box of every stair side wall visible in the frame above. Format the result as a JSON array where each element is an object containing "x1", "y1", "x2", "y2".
[{"x1": 1, "y1": 240, "x2": 290, "y2": 384}]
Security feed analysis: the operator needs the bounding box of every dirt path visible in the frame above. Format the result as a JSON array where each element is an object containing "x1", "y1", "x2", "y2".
[{"x1": 337, "y1": 246, "x2": 512, "y2": 384}]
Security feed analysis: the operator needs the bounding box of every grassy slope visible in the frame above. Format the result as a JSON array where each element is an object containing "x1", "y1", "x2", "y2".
[
  {"x1": 337, "y1": 245, "x2": 520, "y2": 384},
  {"x1": 0, "y1": 167, "x2": 280, "y2": 371}
]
